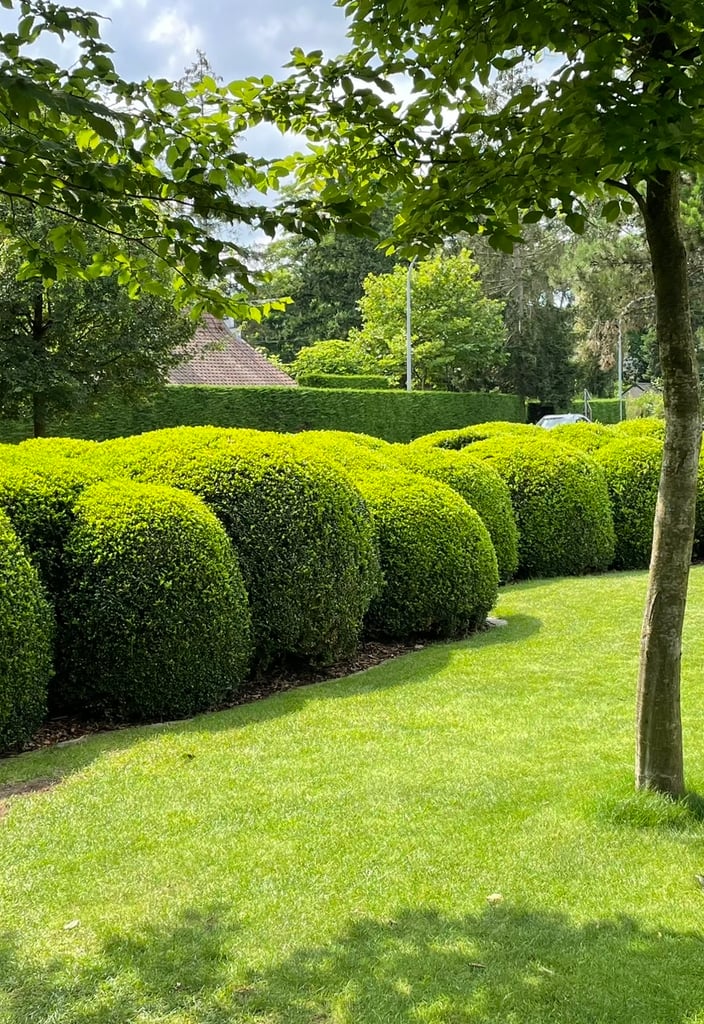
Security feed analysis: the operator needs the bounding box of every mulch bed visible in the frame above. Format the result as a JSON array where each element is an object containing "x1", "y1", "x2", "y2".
[{"x1": 17, "y1": 637, "x2": 426, "y2": 756}]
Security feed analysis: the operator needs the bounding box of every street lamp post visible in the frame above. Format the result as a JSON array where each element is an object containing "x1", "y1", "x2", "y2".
[{"x1": 406, "y1": 255, "x2": 418, "y2": 392}]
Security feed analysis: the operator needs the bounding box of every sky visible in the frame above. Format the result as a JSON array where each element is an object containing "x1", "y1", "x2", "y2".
[{"x1": 88, "y1": 0, "x2": 350, "y2": 85}]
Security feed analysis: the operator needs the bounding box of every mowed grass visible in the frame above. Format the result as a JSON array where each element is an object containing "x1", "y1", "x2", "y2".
[{"x1": 3, "y1": 570, "x2": 704, "y2": 1023}]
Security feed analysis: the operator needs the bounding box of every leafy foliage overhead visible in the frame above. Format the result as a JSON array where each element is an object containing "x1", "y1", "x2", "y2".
[
  {"x1": 0, "y1": 1, "x2": 338, "y2": 318},
  {"x1": 256, "y1": 0, "x2": 704, "y2": 248}
]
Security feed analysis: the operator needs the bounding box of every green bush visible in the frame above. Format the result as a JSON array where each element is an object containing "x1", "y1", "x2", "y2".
[
  {"x1": 390, "y1": 444, "x2": 519, "y2": 582},
  {"x1": 0, "y1": 387, "x2": 527, "y2": 444},
  {"x1": 90, "y1": 427, "x2": 382, "y2": 668},
  {"x1": 463, "y1": 436, "x2": 616, "y2": 577},
  {"x1": 357, "y1": 470, "x2": 499, "y2": 638},
  {"x1": 409, "y1": 420, "x2": 537, "y2": 452},
  {"x1": 296, "y1": 373, "x2": 390, "y2": 389},
  {"x1": 61, "y1": 480, "x2": 252, "y2": 721},
  {"x1": 592, "y1": 439, "x2": 662, "y2": 570},
  {"x1": 570, "y1": 398, "x2": 621, "y2": 423},
  {"x1": 16, "y1": 437, "x2": 100, "y2": 460},
  {"x1": 0, "y1": 459, "x2": 100, "y2": 596},
  {"x1": 0, "y1": 511, "x2": 53, "y2": 752},
  {"x1": 288, "y1": 432, "x2": 499, "y2": 636},
  {"x1": 550, "y1": 421, "x2": 615, "y2": 453},
  {"x1": 610, "y1": 417, "x2": 666, "y2": 441}
]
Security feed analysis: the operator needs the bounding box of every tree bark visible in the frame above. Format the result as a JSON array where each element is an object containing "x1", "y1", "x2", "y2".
[
  {"x1": 31, "y1": 290, "x2": 48, "y2": 438},
  {"x1": 636, "y1": 171, "x2": 701, "y2": 797}
]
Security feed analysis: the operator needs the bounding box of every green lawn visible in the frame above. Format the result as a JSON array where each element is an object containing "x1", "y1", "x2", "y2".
[{"x1": 2, "y1": 569, "x2": 704, "y2": 1023}]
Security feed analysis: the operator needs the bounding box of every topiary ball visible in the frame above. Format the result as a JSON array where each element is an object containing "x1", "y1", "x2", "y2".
[
  {"x1": 462, "y1": 435, "x2": 615, "y2": 577},
  {"x1": 88, "y1": 427, "x2": 382, "y2": 669},
  {"x1": 61, "y1": 480, "x2": 252, "y2": 721},
  {"x1": 610, "y1": 418, "x2": 665, "y2": 441},
  {"x1": 0, "y1": 459, "x2": 100, "y2": 597},
  {"x1": 356, "y1": 469, "x2": 499, "y2": 638},
  {"x1": 390, "y1": 444, "x2": 519, "y2": 582},
  {"x1": 0, "y1": 511, "x2": 53, "y2": 752},
  {"x1": 408, "y1": 420, "x2": 536, "y2": 452},
  {"x1": 592, "y1": 438, "x2": 663, "y2": 570},
  {"x1": 550, "y1": 421, "x2": 615, "y2": 453}
]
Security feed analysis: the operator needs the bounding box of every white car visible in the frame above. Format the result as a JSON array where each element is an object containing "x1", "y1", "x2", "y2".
[{"x1": 536, "y1": 413, "x2": 591, "y2": 429}]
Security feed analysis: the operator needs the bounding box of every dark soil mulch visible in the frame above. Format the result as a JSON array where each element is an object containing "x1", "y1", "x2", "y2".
[{"x1": 18, "y1": 637, "x2": 426, "y2": 756}]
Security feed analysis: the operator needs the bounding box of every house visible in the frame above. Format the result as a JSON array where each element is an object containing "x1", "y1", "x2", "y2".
[
  {"x1": 624, "y1": 381, "x2": 654, "y2": 401},
  {"x1": 168, "y1": 314, "x2": 297, "y2": 387}
]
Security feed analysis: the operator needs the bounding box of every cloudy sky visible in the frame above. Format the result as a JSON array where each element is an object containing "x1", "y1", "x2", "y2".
[{"x1": 92, "y1": 0, "x2": 350, "y2": 84}]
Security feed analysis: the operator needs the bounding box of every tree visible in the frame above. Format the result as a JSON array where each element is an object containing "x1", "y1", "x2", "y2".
[
  {"x1": 289, "y1": 338, "x2": 376, "y2": 378},
  {"x1": 450, "y1": 225, "x2": 577, "y2": 406},
  {"x1": 0, "y1": 2, "x2": 337, "y2": 318},
  {"x1": 259, "y1": 0, "x2": 704, "y2": 797},
  {"x1": 243, "y1": 207, "x2": 399, "y2": 361},
  {"x1": 350, "y1": 251, "x2": 505, "y2": 390},
  {"x1": 0, "y1": 209, "x2": 194, "y2": 436}
]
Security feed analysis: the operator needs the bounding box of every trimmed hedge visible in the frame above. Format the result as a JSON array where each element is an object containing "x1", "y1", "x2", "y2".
[
  {"x1": 409, "y1": 420, "x2": 537, "y2": 452},
  {"x1": 0, "y1": 511, "x2": 54, "y2": 752},
  {"x1": 91, "y1": 427, "x2": 382, "y2": 668},
  {"x1": 61, "y1": 480, "x2": 252, "y2": 721},
  {"x1": 0, "y1": 460, "x2": 100, "y2": 596},
  {"x1": 296, "y1": 373, "x2": 390, "y2": 389},
  {"x1": 550, "y1": 421, "x2": 615, "y2": 453},
  {"x1": 357, "y1": 470, "x2": 499, "y2": 638},
  {"x1": 611, "y1": 417, "x2": 666, "y2": 441},
  {"x1": 0, "y1": 386, "x2": 526, "y2": 444},
  {"x1": 390, "y1": 444, "x2": 519, "y2": 582},
  {"x1": 288, "y1": 433, "x2": 498, "y2": 636},
  {"x1": 592, "y1": 438, "x2": 662, "y2": 570},
  {"x1": 462, "y1": 436, "x2": 616, "y2": 577},
  {"x1": 570, "y1": 398, "x2": 621, "y2": 424}
]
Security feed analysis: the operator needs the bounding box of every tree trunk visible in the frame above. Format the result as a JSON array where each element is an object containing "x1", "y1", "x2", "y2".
[
  {"x1": 636, "y1": 171, "x2": 701, "y2": 797},
  {"x1": 32, "y1": 392, "x2": 48, "y2": 438},
  {"x1": 31, "y1": 290, "x2": 48, "y2": 438}
]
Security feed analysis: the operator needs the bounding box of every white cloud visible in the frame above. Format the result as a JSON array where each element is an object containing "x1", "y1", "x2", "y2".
[{"x1": 146, "y1": 6, "x2": 204, "y2": 72}]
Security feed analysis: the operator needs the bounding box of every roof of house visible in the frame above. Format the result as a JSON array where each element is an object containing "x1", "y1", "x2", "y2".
[
  {"x1": 624, "y1": 381, "x2": 654, "y2": 400},
  {"x1": 168, "y1": 314, "x2": 297, "y2": 387}
]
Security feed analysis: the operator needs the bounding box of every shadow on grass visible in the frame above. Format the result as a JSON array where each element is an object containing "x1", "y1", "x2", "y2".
[
  {"x1": 2, "y1": 903, "x2": 703, "y2": 1023},
  {"x1": 0, "y1": 614, "x2": 542, "y2": 787}
]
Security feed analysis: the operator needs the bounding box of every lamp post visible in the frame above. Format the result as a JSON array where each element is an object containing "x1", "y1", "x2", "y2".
[{"x1": 406, "y1": 255, "x2": 418, "y2": 392}]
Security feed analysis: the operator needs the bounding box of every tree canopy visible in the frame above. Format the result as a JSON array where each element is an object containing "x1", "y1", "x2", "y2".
[
  {"x1": 351, "y1": 251, "x2": 506, "y2": 390},
  {"x1": 0, "y1": 1, "x2": 336, "y2": 318},
  {"x1": 0, "y1": 207, "x2": 194, "y2": 435}
]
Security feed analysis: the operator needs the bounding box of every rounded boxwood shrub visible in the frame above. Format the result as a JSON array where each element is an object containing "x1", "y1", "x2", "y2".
[
  {"x1": 0, "y1": 460, "x2": 100, "y2": 596},
  {"x1": 462, "y1": 436, "x2": 615, "y2": 577},
  {"x1": 390, "y1": 444, "x2": 519, "y2": 582},
  {"x1": 408, "y1": 420, "x2": 536, "y2": 452},
  {"x1": 610, "y1": 418, "x2": 665, "y2": 441},
  {"x1": 90, "y1": 427, "x2": 382, "y2": 669},
  {"x1": 355, "y1": 469, "x2": 499, "y2": 638},
  {"x1": 550, "y1": 421, "x2": 614, "y2": 453},
  {"x1": 61, "y1": 480, "x2": 252, "y2": 721},
  {"x1": 0, "y1": 511, "x2": 53, "y2": 752},
  {"x1": 591, "y1": 438, "x2": 662, "y2": 570},
  {"x1": 16, "y1": 437, "x2": 100, "y2": 461}
]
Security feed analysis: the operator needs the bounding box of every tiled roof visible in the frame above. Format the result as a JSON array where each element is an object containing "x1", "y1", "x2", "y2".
[{"x1": 168, "y1": 314, "x2": 297, "y2": 387}]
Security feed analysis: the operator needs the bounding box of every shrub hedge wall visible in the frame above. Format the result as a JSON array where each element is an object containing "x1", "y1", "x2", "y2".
[
  {"x1": 61, "y1": 480, "x2": 252, "y2": 721},
  {"x1": 390, "y1": 445, "x2": 519, "y2": 582},
  {"x1": 0, "y1": 386, "x2": 526, "y2": 444},
  {"x1": 91, "y1": 427, "x2": 383, "y2": 669},
  {"x1": 356, "y1": 470, "x2": 499, "y2": 638},
  {"x1": 592, "y1": 438, "x2": 663, "y2": 570},
  {"x1": 0, "y1": 511, "x2": 54, "y2": 752},
  {"x1": 462, "y1": 435, "x2": 616, "y2": 577},
  {"x1": 289, "y1": 433, "x2": 499, "y2": 637}
]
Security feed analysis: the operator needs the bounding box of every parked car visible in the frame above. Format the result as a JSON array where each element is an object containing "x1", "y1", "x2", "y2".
[{"x1": 536, "y1": 413, "x2": 591, "y2": 429}]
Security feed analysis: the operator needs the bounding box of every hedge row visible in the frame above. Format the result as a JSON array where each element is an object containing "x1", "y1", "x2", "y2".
[
  {"x1": 0, "y1": 386, "x2": 526, "y2": 444},
  {"x1": 0, "y1": 415, "x2": 683, "y2": 754}
]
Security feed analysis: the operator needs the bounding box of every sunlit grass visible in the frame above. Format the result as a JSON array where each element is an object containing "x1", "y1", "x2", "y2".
[{"x1": 2, "y1": 568, "x2": 704, "y2": 1022}]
